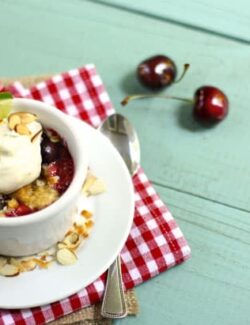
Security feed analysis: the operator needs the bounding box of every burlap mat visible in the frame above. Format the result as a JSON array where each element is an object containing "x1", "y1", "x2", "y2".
[
  {"x1": 1, "y1": 75, "x2": 53, "y2": 88},
  {"x1": 49, "y1": 289, "x2": 138, "y2": 325},
  {"x1": 1, "y1": 74, "x2": 139, "y2": 324}
]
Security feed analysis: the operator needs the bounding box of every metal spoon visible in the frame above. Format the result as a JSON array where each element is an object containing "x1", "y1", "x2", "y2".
[{"x1": 99, "y1": 113, "x2": 140, "y2": 319}]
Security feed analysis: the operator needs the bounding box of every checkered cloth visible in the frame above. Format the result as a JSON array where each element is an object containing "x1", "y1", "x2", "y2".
[{"x1": 0, "y1": 65, "x2": 191, "y2": 325}]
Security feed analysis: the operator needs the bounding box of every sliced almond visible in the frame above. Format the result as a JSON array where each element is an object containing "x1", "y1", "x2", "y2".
[
  {"x1": 10, "y1": 256, "x2": 37, "y2": 272},
  {"x1": 73, "y1": 219, "x2": 86, "y2": 228},
  {"x1": 8, "y1": 114, "x2": 21, "y2": 130},
  {"x1": 57, "y1": 242, "x2": 68, "y2": 250},
  {"x1": 80, "y1": 209, "x2": 93, "y2": 219},
  {"x1": 56, "y1": 248, "x2": 77, "y2": 265},
  {"x1": 17, "y1": 112, "x2": 37, "y2": 124},
  {"x1": 31, "y1": 128, "x2": 42, "y2": 142},
  {"x1": 20, "y1": 260, "x2": 37, "y2": 272},
  {"x1": 0, "y1": 256, "x2": 7, "y2": 268},
  {"x1": 85, "y1": 220, "x2": 94, "y2": 228},
  {"x1": 87, "y1": 179, "x2": 106, "y2": 196},
  {"x1": 64, "y1": 241, "x2": 81, "y2": 251},
  {"x1": 15, "y1": 124, "x2": 31, "y2": 136},
  {"x1": 82, "y1": 172, "x2": 97, "y2": 196},
  {"x1": 33, "y1": 258, "x2": 52, "y2": 269},
  {"x1": 10, "y1": 257, "x2": 24, "y2": 272},
  {"x1": 69, "y1": 242, "x2": 81, "y2": 250},
  {"x1": 63, "y1": 232, "x2": 82, "y2": 250},
  {"x1": 0, "y1": 264, "x2": 19, "y2": 277},
  {"x1": 64, "y1": 229, "x2": 74, "y2": 237},
  {"x1": 50, "y1": 135, "x2": 60, "y2": 143},
  {"x1": 64, "y1": 232, "x2": 79, "y2": 245},
  {"x1": 39, "y1": 255, "x2": 47, "y2": 261},
  {"x1": 73, "y1": 222, "x2": 88, "y2": 236},
  {"x1": 9, "y1": 257, "x2": 21, "y2": 267}
]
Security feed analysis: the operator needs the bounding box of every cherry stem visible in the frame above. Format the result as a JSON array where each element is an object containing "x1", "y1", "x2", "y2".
[
  {"x1": 121, "y1": 93, "x2": 193, "y2": 106},
  {"x1": 174, "y1": 63, "x2": 190, "y2": 84}
]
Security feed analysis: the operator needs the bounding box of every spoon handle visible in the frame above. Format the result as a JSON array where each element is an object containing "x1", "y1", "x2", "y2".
[{"x1": 101, "y1": 256, "x2": 127, "y2": 318}]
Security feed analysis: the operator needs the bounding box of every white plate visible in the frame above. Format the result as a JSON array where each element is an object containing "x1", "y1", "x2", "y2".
[{"x1": 0, "y1": 117, "x2": 134, "y2": 309}]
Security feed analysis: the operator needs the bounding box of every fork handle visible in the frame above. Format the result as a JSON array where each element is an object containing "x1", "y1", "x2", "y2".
[{"x1": 101, "y1": 256, "x2": 127, "y2": 318}]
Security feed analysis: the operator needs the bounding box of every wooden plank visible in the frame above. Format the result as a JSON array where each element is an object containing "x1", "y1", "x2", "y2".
[
  {"x1": 117, "y1": 184, "x2": 250, "y2": 325},
  {"x1": 0, "y1": 0, "x2": 250, "y2": 211},
  {"x1": 0, "y1": 1, "x2": 249, "y2": 324},
  {"x1": 99, "y1": 0, "x2": 250, "y2": 43}
]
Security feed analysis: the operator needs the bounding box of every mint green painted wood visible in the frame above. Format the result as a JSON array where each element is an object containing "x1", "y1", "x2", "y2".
[
  {"x1": 0, "y1": 1, "x2": 250, "y2": 324},
  {"x1": 98, "y1": 0, "x2": 250, "y2": 43},
  {"x1": 120, "y1": 184, "x2": 250, "y2": 325}
]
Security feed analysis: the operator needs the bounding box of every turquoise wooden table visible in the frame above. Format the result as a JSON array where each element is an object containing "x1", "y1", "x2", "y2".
[{"x1": 1, "y1": 1, "x2": 250, "y2": 324}]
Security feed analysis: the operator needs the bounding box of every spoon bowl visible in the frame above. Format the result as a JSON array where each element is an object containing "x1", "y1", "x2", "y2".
[{"x1": 99, "y1": 113, "x2": 140, "y2": 176}]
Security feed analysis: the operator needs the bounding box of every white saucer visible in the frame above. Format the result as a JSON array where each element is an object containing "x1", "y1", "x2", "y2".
[{"x1": 0, "y1": 117, "x2": 134, "y2": 309}]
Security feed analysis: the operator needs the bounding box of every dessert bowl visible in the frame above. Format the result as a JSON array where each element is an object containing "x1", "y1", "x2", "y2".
[{"x1": 0, "y1": 98, "x2": 88, "y2": 256}]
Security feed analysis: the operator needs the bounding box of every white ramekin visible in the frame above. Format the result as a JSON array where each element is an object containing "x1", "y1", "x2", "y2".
[{"x1": 0, "y1": 98, "x2": 88, "y2": 256}]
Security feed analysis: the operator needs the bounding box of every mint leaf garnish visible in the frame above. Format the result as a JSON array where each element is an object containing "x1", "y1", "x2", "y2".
[
  {"x1": 0, "y1": 92, "x2": 13, "y2": 101},
  {"x1": 0, "y1": 92, "x2": 13, "y2": 119}
]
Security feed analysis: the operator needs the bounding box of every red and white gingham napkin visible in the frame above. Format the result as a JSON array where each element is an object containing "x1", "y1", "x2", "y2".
[{"x1": 0, "y1": 65, "x2": 191, "y2": 325}]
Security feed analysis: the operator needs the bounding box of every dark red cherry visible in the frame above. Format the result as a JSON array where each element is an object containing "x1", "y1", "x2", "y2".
[
  {"x1": 193, "y1": 86, "x2": 229, "y2": 123},
  {"x1": 0, "y1": 194, "x2": 9, "y2": 211},
  {"x1": 41, "y1": 135, "x2": 60, "y2": 164},
  {"x1": 121, "y1": 85, "x2": 229, "y2": 125},
  {"x1": 0, "y1": 195, "x2": 6, "y2": 210},
  {"x1": 137, "y1": 55, "x2": 177, "y2": 90}
]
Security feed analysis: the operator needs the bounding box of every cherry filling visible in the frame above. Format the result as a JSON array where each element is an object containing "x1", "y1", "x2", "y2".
[
  {"x1": 47, "y1": 157, "x2": 74, "y2": 194},
  {"x1": 5, "y1": 204, "x2": 33, "y2": 217}
]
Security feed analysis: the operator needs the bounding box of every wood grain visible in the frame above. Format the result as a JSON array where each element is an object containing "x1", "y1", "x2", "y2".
[
  {"x1": 97, "y1": 0, "x2": 250, "y2": 43},
  {"x1": 0, "y1": 1, "x2": 249, "y2": 324},
  {"x1": 128, "y1": 184, "x2": 250, "y2": 325}
]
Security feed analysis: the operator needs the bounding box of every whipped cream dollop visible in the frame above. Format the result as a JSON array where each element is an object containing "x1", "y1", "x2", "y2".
[{"x1": 0, "y1": 120, "x2": 42, "y2": 194}]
